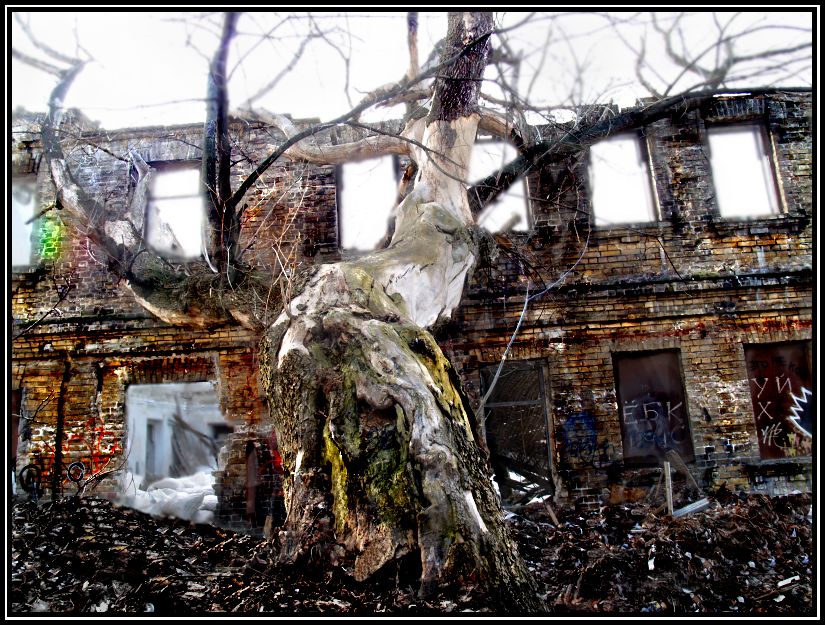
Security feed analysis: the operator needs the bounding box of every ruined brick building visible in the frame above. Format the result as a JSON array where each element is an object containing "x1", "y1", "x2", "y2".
[{"x1": 10, "y1": 90, "x2": 813, "y2": 532}]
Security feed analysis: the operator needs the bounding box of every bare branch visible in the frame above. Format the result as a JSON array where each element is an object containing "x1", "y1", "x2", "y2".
[
  {"x1": 14, "y1": 12, "x2": 87, "y2": 66},
  {"x1": 228, "y1": 13, "x2": 294, "y2": 79},
  {"x1": 407, "y1": 12, "x2": 419, "y2": 81},
  {"x1": 468, "y1": 86, "x2": 811, "y2": 214},
  {"x1": 202, "y1": 11, "x2": 240, "y2": 281},
  {"x1": 244, "y1": 30, "x2": 318, "y2": 106},
  {"x1": 237, "y1": 110, "x2": 413, "y2": 164},
  {"x1": 12, "y1": 48, "x2": 66, "y2": 77}
]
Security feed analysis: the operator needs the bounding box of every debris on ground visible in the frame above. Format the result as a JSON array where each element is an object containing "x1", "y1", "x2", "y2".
[{"x1": 9, "y1": 488, "x2": 813, "y2": 615}]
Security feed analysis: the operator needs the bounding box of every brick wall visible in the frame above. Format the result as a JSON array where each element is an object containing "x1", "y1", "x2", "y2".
[
  {"x1": 10, "y1": 115, "x2": 335, "y2": 530},
  {"x1": 443, "y1": 92, "x2": 813, "y2": 509},
  {"x1": 11, "y1": 91, "x2": 812, "y2": 524}
]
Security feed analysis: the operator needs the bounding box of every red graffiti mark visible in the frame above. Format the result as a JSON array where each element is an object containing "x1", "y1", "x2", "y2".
[{"x1": 60, "y1": 415, "x2": 123, "y2": 479}]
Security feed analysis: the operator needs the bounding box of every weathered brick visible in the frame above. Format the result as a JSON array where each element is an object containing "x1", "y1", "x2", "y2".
[{"x1": 11, "y1": 92, "x2": 812, "y2": 522}]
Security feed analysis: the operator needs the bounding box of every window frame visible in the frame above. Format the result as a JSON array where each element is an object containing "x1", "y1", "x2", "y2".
[
  {"x1": 588, "y1": 130, "x2": 660, "y2": 227},
  {"x1": 705, "y1": 121, "x2": 782, "y2": 220},
  {"x1": 143, "y1": 160, "x2": 204, "y2": 260},
  {"x1": 612, "y1": 348, "x2": 694, "y2": 466}
]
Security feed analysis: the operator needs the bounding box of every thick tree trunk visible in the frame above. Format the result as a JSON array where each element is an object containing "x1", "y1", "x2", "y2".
[
  {"x1": 258, "y1": 12, "x2": 544, "y2": 611},
  {"x1": 34, "y1": 10, "x2": 544, "y2": 610},
  {"x1": 258, "y1": 199, "x2": 542, "y2": 607}
]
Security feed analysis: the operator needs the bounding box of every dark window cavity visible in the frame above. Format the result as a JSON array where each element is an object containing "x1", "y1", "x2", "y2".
[{"x1": 613, "y1": 350, "x2": 694, "y2": 465}]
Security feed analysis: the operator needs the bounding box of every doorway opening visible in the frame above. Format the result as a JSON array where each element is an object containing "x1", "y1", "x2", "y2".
[{"x1": 120, "y1": 381, "x2": 232, "y2": 523}]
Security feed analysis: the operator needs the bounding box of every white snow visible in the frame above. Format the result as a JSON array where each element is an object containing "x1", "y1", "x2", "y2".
[{"x1": 117, "y1": 467, "x2": 217, "y2": 524}]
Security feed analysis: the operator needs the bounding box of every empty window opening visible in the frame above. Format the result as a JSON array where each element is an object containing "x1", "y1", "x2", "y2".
[
  {"x1": 12, "y1": 178, "x2": 36, "y2": 266},
  {"x1": 708, "y1": 124, "x2": 780, "y2": 219},
  {"x1": 145, "y1": 164, "x2": 203, "y2": 258},
  {"x1": 471, "y1": 141, "x2": 530, "y2": 233},
  {"x1": 121, "y1": 381, "x2": 232, "y2": 523},
  {"x1": 744, "y1": 341, "x2": 812, "y2": 459},
  {"x1": 339, "y1": 156, "x2": 397, "y2": 251},
  {"x1": 613, "y1": 350, "x2": 694, "y2": 466},
  {"x1": 589, "y1": 133, "x2": 657, "y2": 226},
  {"x1": 480, "y1": 361, "x2": 553, "y2": 506}
]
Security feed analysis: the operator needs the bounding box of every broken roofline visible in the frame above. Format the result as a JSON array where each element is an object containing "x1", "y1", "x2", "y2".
[{"x1": 14, "y1": 86, "x2": 811, "y2": 139}]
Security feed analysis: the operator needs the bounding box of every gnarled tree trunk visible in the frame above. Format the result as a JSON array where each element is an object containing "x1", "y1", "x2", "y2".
[
  {"x1": 258, "y1": 12, "x2": 543, "y2": 609},
  {"x1": 33, "y1": 10, "x2": 543, "y2": 611}
]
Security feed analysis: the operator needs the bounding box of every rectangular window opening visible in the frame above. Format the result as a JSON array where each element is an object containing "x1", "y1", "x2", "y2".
[
  {"x1": 589, "y1": 133, "x2": 658, "y2": 226},
  {"x1": 338, "y1": 156, "x2": 398, "y2": 251},
  {"x1": 744, "y1": 341, "x2": 812, "y2": 459},
  {"x1": 472, "y1": 140, "x2": 531, "y2": 233},
  {"x1": 12, "y1": 177, "x2": 37, "y2": 267},
  {"x1": 613, "y1": 350, "x2": 694, "y2": 466},
  {"x1": 480, "y1": 361, "x2": 553, "y2": 506},
  {"x1": 145, "y1": 163, "x2": 203, "y2": 259},
  {"x1": 125, "y1": 381, "x2": 232, "y2": 487},
  {"x1": 708, "y1": 124, "x2": 780, "y2": 219}
]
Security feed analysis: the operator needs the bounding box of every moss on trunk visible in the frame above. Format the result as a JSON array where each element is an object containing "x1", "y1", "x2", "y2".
[{"x1": 259, "y1": 275, "x2": 544, "y2": 610}]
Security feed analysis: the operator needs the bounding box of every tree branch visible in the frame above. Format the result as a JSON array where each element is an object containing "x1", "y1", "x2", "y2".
[
  {"x1": 202, "y1": 11, "x2": 240, "y2": 282},
  {"x1": 468, "y1": 87, "x2": 810, "y2": 215}
]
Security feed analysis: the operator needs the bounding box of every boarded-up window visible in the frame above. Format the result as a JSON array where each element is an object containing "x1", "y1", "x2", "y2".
[
  {"x1": 480, "y1": 361, "x2": 552, "y2": 505},
  {"x1": 614, "y1": 350, "x2": 694, "y2": 465},
  {"x1": 745, "y1": 341, "x2": 812, "y2": 459}
]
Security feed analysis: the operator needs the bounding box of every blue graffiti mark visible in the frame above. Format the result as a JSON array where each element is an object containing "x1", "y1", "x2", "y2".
[
  {"x1": 562, "y1": 411, "x2": 613, "y2": 467},
  {"x1": 563, "y1": 411, "x2": 596, "y2": 448}
]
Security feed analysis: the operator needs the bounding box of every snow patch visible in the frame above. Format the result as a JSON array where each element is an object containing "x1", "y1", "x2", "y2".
[{"x1": 117, "y1": 468, "x2": 216, "y2": 524}]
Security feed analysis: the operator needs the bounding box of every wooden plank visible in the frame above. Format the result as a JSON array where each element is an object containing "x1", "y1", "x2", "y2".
[
  {"x1": 672, "y1": 497, "x2": 712, "y2": 518},
  {"x1": 663, "y1": 461, "x2": 673, "y2": 515}
]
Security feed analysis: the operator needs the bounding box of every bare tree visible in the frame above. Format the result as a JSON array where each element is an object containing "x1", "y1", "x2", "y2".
[{"x1": 12, "y1": 9, "x2": 812, "y2": 610}]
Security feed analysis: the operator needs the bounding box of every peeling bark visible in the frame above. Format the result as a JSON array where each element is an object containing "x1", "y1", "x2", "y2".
[
  {"x1": 33, "y1": 10, "x2": 543, "y2": 609},
  {"x1": 258, "y1": 12, "x2": 544, "y2": 610},
  {"x1": 243, "y1": 111, "x2": 415, "y2": 164},
  {"x1": 259, "y1": 234, "x2": 542, "y2": 606}
]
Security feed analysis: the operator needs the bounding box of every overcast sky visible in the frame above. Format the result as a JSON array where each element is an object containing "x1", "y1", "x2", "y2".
[
  {"x1": 11, "y1": 11, "x2": 814, "y2": 129},
  {"x1": 10, "y1": 11, "x2": 814, "y2": 255}
]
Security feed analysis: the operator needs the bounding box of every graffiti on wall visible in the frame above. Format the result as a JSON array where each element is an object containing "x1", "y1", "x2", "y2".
[
  {"x1": 745, "y1": 342, "x2": 812, "y2": 459},
  {"x1": 562, "y1": 411, "x2": 614, "y2": 467},
  {"x1": 65, "y1": 414, "x2": 123, "y2": 476},
  {"x1": 614, "y1": 350, "x2": 695, "y2": 465}
]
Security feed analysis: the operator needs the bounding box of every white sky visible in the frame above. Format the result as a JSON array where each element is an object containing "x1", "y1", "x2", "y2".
[
  {"x1": 9, "y1": 10, "x2": 814, "y2": 254},
  {"x1": 11, "y1": 11, "x2": 813, "y2": 128},
  {"x1": 10, "y1": 12, "x2": 449, "y2": 128}
]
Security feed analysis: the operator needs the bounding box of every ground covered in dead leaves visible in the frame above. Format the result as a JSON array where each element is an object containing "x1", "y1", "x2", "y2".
[{"x1": 9, "y1": 489, "x2": 813, "y2": 617}]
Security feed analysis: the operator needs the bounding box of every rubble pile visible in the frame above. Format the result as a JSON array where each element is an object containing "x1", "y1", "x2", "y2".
[
  {"x1": 10, "y1": 489, "x2": 813, "y2": 615},
  {"x1": 512, "y1": 488, "x2": 813, "y2": 615}
]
